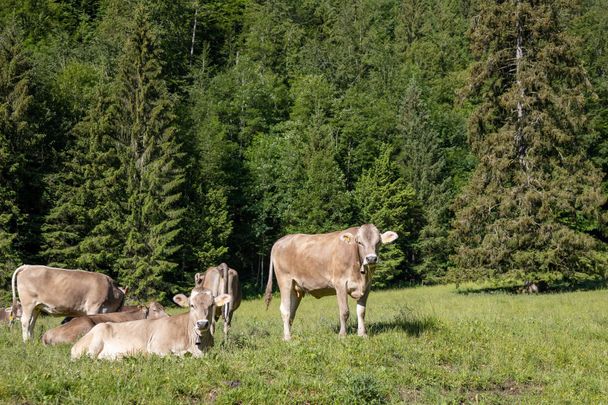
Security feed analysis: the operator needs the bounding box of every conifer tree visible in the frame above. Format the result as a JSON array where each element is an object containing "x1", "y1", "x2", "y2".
[
  {"x1": 397, "y1": 80, "x2": 452, "y2": 281},
  {"x1": 282, "y1": 75, "x2": 351, "y2": 234},
  {"x1": 451, "y1": 0, "x2": 606, "y2": 283},
  {"x1": 113, "y1": 4, "x2": 185, "y2": 300},
  {"x1": 0, "y1": 24, "x2": 35, "y2": 287},
  {"x1": 354, "y1": 144, "x2": 422, "y2": 287},
  {"x1": 74, "y1": 87, "x2": 126, "y2": 277}
]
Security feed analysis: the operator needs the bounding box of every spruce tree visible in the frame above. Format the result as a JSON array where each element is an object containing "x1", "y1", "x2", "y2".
[
  {"x1": 74, "y1": 87, "x2": 126, "y2": 277},
  {"x1": 114, "y1": 4, "x2": 185, "y2": 300},
  {"x1": 0, "y1": 24, "x2": 34, "y2": 288},
  {"x1": 282, "y1": 75, "x2": 351, "y2": 234},
  {"x1": 450, "y1": 0, "x2": 606, "y2": 283},
  {"x1": 354, "y1": 144, "x2": 422, "y2": 287},
  {"x1": 397, "y1": 80, "x2": 452, "y2": 281}
]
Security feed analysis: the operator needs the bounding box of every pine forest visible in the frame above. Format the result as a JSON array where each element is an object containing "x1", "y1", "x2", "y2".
[{"x1": 1, "y1": 0, "x2": 607, "y2": 301}]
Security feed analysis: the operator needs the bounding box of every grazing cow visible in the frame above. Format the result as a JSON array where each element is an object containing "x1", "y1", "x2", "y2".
[
  {"x1": 71, "y1": 276, "x2": 231, "y2": 360},
  {"x1": 42, "y1": 302, "x2": 168, "y2": 346},
  {"x1": 0, "y1": 303, "x2": 21, "y2": 323},
  {"x1": 265, "y1": 224, "x2": 398, "y2": 340},
  {"x1": 195, "y1": 263, "x2": 242, "y2": 336},
  {"x1": 11, "y1": 265, "x2": 126, "y2": 342}
]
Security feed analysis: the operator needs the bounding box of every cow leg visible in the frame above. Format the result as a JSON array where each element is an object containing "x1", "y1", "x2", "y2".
[
  {"x1": 21, "y1": 306, "x2": 39, "y2": 342},
  {"x1": 356, "y1": 291, "x2": 370, "y2": 337},
  {"x1": 223, "y1": 310, "x2": 231, "y2": 336},
  {"x1": 336, "y1": 288, "x2": 349, "y2": 337},
  {"x1": 279, "y1": 283, "x2": 301, "y2": 341}
]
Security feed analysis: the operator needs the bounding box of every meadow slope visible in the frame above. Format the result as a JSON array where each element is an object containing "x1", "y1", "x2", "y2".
[{"x1": 1, "y1": 285, "x2": 607, "y2": 404}]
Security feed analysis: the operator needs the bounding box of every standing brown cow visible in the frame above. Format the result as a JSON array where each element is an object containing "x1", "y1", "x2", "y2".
[
  {"x1": 11, "y1": 265, "x2": 126, "y2": 342},
  {"x1": 265, "y1": 224, "x2": 398, "y2": 340},
  {"x1": 193, "y1": 263, "x2": 241, "y2": 336}
]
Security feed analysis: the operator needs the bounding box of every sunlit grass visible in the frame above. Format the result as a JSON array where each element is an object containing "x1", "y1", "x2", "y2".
[{"x1": 1, "y1": 284, "x2": 607, "y2": 403}]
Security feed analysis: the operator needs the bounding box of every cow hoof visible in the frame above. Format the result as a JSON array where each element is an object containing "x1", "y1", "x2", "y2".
[{"x1": 358, "y1": 333, "x2": 368, "y2": 338}]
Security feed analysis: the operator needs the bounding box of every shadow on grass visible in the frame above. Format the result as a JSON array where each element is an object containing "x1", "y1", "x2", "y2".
[
  {"x1": 456, "y1": 278, "x2": 608, "y2": 295},
  {"x1": 356, "y1": 307, "x2": 441, "y2": 337}
]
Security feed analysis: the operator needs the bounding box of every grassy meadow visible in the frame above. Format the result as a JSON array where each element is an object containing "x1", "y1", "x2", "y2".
[{"x1": 1, "y1": 284, "x2": 607, "y2": 404}]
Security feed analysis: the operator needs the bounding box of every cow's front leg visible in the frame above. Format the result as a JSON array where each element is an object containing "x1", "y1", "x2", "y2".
[
  {"x1": 356, "y1": 291, "x2": 370, "y2": 337},
  {"x1": 336, "y1": 288, "x2": 349, "y2": 337}
]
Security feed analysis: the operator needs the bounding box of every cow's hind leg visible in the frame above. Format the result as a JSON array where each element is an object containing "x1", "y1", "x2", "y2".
[
  {"x1": 278, "y1": 280, "x2": 301, "y2": 341},
  {"x1": 20, "y1": 305, "x2": 39, "y2": 342}
]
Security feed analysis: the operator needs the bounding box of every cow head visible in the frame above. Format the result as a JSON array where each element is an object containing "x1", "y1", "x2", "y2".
[
  {"x1": 339, "y1": 224, "x2": 398, "y2": 274},
  {"x1": 145, "y1": 302, "x2": 169, "y2": 320},
  {"x1": 173, "y1": 289, "x2": 231, "y2": 339}
]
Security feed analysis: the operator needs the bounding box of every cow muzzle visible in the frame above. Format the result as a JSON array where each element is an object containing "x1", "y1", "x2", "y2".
[
  {"x1": 365, "y1": 254, "x2": 378, "y2": 265},
  {"x1": 195, "y1": 319, "x2": 209, "y2": 333}
]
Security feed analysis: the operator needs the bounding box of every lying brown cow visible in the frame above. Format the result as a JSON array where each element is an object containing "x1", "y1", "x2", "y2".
[
  {"x1": 42, "y1": 302, "x2": 168, "y2": 346},
  {"x1": 71, "y1": 275, "x2": 231, "y2": 360},
  {"x1": 265, "y1": 224, "x2": 398, "y2": 340},
  {"x1": 0, "y1": 303, "x2": 21, "y2": 323},
  {"x1": 12, "y1": 265, "x2": 126, "y2": 342},
  {"x1": 193, "y1": 263, "x2": 241, "y2": 336}
]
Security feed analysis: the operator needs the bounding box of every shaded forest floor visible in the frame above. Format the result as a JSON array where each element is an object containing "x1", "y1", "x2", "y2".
[{"x1": 1, "y1": 284, "x2": 607, "y2": 403}]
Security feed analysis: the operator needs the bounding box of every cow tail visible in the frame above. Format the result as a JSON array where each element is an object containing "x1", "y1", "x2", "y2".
[
  {"x1": 10, "y1": 265, "x2": 25, "y2": 323},
  {"x1": 264, "y1": 252, "x2": 274, "y2": 310},
  {"x1": 221, "y1": 263, "x2": 230, "y2": 322}
]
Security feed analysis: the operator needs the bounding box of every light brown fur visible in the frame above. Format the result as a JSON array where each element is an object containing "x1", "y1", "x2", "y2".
[
  {"x1": 265, "y1": 224, "x2": 397, "y2": 340},
  {"x1": 71, "y1": 281, "x2": 231, "y2": 360},
  {"x1": 195, "y1": 263, "x2": 242, "y2": 336},
  {"x1": 42, "y1": 302, "x2": 168, "y2": 345},
  {"x1": 12, "y1": 265, "x2": 126, "y2": 342}
]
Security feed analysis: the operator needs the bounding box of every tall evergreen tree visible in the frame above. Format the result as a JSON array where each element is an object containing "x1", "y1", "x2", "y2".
[
  {"x1": 282, "y1": 75, "x2": 351, "y2": 234},
  {"x1": 354, "y1": 144, "x2": 422, "y2": 286},
  {"x1": 0, "y1": 24, "x2": 36, "y2": 289},
  {"x1": 397, "y1": 80, "x2": 452, "y2": 281},
  {"x1": 74, "y1": 87, "x2": 126, "y2": 277},
  {"x1": 450, "y1": 0, "x2": 606, "y2": 283},
  {"x1": 114, "y1": 4, "x2": 185, "y2": 300}
]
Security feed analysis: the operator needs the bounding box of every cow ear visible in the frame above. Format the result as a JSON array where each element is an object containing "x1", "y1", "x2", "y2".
[
  {"x1": 120, "y1": 286, "x2": 130, "y2": 296},
  {"x1": 173, "y1": 294, "x2": 189, "y2": 307},
  {"x1": 214, "y1": 294, "x2": 232, "y2": 307},
  {"x1": 380, "y1": 231, "x2": 398, "y2": 244},
  {"x1": 340, "y1": 232, "x2": 355, "y2": 244},
  {"x1": 195, "y1": 272, "x2": 205, "y2": 287}
]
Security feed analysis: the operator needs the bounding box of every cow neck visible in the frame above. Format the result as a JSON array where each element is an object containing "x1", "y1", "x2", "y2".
[{"x1": 183, "y1": 313, "x2": 214, "y2": 353}]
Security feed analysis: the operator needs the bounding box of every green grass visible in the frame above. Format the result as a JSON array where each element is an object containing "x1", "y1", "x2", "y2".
[{"x1": 1, "y1": 284, "x2": 608, "y2": 404}]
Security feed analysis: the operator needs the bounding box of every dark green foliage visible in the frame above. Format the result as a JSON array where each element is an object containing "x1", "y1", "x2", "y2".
[
  {"x1": 0, "y1": 24, "x2": 36, "y2": 286},
  {"x1": 0, "y1": 0, "x2": 605, "y2": 298},
  {"x1": 450, "y1": 0, "x2": 606, "y2": 283},
  {"x1": 354, "y1": 144, "x2": 423, "y2": 286},
  {"x1": 113, "y1": 5, "x2": 185, "y2": 300}
]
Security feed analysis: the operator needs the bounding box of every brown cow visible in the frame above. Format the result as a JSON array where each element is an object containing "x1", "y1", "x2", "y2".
[
  {"x1": 265, "y1": 224, "x2": 398, "y2": 340},
  {"x1": 0, "y1": 303, "x2": 21, "y2": 323},
  {"x1": 195, "y1": 263, "x2": 241, "y2": 336},
  {"x1": 71, "y1": 276, "x2": 231, "y2": 360},
  {"x1": 11, "y1": 265, "x2": 126, "y2": 342},
  {"x1": 42, "y1": 302, "x2": 168, "y2": 346}
]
